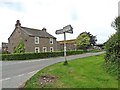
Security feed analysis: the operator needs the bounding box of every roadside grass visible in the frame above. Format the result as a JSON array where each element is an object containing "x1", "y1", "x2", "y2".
[{"x1": 24, "y1": 54, "x2": 118, "y2": 88}]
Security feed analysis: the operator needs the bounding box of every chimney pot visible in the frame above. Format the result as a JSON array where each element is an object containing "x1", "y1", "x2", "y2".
[
  {"x1": 42, "y1": 27, "x2": 47, "y2": 32},
  {"x1": 15, "y1": 20, "x2": 21, "y2": 28}
]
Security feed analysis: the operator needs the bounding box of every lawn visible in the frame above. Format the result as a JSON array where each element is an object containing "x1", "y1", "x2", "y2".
[{"x1": 24, "y1": 54, "x2": 118, "y2": 88}]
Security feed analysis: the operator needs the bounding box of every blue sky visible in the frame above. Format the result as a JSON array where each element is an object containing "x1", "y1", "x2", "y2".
[
  {"x1": 0, "y1": 0, "x2": 119, "y2": 47},
  {"x1": 0, "y1": 0, "x2": 23, "y2": 11}
]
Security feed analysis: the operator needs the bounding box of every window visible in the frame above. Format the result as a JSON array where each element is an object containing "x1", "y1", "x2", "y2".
[
  {"x1": 34, "y1": 37, "x2": 39, "y2": 44},
  {"x1": 50, "y1": 47, "x2": 54, "y2": 52},
  {"x1": 50, "y1": 38, "x2": 53, "y2": 44},
  {"x1": 43, "y1": 47, "x2": 47, "y2": 52},
  {"x1": 35, "y1": 47, "x2": 40, "y2": 53}
]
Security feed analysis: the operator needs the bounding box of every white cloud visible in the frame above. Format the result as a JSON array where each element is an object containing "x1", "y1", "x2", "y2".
[{"x1": 0, "y1": 0, "x2": 119, "y2": 47}]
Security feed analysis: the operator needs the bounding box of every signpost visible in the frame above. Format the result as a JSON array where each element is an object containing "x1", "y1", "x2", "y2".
[{"x1": 55, "y1": 25, "x2": 73, "y2": 65}]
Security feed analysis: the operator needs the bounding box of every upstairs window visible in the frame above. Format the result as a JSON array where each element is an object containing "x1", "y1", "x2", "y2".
[
  {"x1": 35, "y1": 47, "x2": 40, "y2": 53},
  {"x1": 34, "y1": 37, "x2": 39, "y2": 44},
  {"x1": 50, "y1": 38, "x2": 53, "y2": 44}
]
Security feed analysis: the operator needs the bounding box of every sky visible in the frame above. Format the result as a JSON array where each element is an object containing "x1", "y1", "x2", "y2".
[{"x1": 0, "y1": 0, "x2": 119, "y2": 47}]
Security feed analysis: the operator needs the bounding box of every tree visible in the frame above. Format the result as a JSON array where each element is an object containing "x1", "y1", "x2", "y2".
[
  {"x1": 105, "y1": 16, "x2": 120, "y2": 78},
  {"x1": 87, "y1": 32, "x2": 97, "y2": 46},
  {"x1": 111, "y1": 16, "x2": 120, "y2": 31},
  {"x1": 76, "y1": 32, "x2": 90, "y2": 51},
  {"x1": 14, "y1": 41, "x2": 25, "y2": 53},
  {"x1": 76, "y1": 32, "x2": 97, "y2": 51}
]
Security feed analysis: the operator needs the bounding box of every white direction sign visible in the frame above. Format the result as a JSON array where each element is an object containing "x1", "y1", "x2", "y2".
[
  {"x1": 55, "y1": 25, "x2": 73, "y2": 34},
  {"x1": 63, "y1": 25, "x2": 73, "y2": 33},
  {"x1": 55, "y1": 29, "x2": 64, "y2": 34}
]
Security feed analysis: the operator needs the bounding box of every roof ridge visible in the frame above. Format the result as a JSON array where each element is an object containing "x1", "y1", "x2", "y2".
[
  {"x1": 21, "y1": 26, "x2": 42, "y2": 31},
  {"x1": 21, "y1": 26, "x2": 56, "y2": 39}
]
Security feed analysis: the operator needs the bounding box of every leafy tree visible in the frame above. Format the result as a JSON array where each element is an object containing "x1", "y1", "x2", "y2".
[
  {"x1": 14, "y1": 41, "x2": 25, "y2": 53},
  {"x1": 76, "y1": 32, "x2": 97, "y2": 51},
  {"x1": 105, "y1": 16, "x2": 120, "y2": 78},
  {"x1": 76, "y1": 32, "x2": 90, "y2": 51},
  {"x1": 111, "y1": 16, "x2": 120, "y2": 31},
  {"x1": 87, "y1": 32, "x2": 97, "y2": 46}
]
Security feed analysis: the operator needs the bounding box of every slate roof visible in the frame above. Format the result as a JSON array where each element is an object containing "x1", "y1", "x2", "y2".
[{"x1": 21, "y1": 27, "x2": 56, "y2": 39}]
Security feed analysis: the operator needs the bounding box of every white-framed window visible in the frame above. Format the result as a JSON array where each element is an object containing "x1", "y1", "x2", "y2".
[
  {"x1": 50, "y1": 38, "x2": 53, "y2": 44},
  {"x1": 34, "y1": 37, "x2": 39, "y2": 44},
  {"x1": 35, "y1": 47, "x2": 40, "y2": 53},
  {"x1": 43, "y1": 47, "x2": 47, "y2": 52},
  {"x1": 50, "y1": 47, "x2": 54, "y2": 52}
]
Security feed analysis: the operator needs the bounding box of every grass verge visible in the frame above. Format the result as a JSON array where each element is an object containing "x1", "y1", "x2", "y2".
[{"x1": 24, "y1": 54, "x2": 118, "y2": 88}]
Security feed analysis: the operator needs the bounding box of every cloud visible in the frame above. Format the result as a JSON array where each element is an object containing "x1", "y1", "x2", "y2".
[{"x1": 0, "y1": 0, "x2": 119, "y2": 47}]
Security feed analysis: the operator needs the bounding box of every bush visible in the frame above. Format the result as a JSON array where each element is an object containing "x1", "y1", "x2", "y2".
[
  {"x1": 105, "y1": 31, "x2": 120, "y2": 77},
  {"x1": 66, "y1": 50, "x2": 87, "y2": 55},
  {"x1": 1, "y1": 50, "x2": 88, "y2": 61},
  {"x1": 1, "y1": 51, "x2": 62, "y2": 60},
  {"x1": 1, "y1": 49, "x2": 102, "y2": 61}
]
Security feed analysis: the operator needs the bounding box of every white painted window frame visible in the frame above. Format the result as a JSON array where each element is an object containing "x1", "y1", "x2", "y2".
[
  {"x1": 43, "y1": 47, "x2": 47, "y2": 52},
  {"x1": 34, "y1": 37, "x2": 39, "y2": 44},
  {"x1": 50, "y1": 47, "x2": 54, "y2": 52},
  {"x1": 50, "y1": 38, "x2": 53, "y2": 44},
  {"x1": 35, "y1": 47, "x2": 40, "y2": 53}
]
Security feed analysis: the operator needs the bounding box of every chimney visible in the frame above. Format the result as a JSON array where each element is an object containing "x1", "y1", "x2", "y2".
[
  {"x1": 42, "y1": 27, "x2": 47, "y2": 32},
  {"x1": 15, "y1": 20, "x2": 21, "y2": 28}
]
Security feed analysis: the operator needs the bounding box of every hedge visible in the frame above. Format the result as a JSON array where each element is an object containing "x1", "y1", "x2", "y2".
[
  {"x1": 1, "y1": 50, "x2": 90, "y2": 61},
  {"x1": 104, "y1": 31, "x2": 120, "y2": 77}
]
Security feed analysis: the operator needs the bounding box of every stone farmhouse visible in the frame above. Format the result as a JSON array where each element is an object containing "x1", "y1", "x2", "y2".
[
  {"x1": 2, "y1": 20, "x2": 100, "y2": 54},
  {"x1": 8, "y1": 20, "x2": 58, "y2": 53}
]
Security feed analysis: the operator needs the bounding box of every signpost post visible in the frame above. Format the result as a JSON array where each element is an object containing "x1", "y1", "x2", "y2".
[{"x1": 55, "y1": 25, "x2": 73, "y2": 65}]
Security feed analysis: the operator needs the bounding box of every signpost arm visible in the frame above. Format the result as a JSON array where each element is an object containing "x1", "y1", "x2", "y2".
[{"x1": 64, "y1": 32, "x2": 68, "y2": 65}]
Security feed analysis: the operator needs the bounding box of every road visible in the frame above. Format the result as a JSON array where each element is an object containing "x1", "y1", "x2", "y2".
[{"x1": 1, "y1": 52, "x2": 104, "y2": 88}]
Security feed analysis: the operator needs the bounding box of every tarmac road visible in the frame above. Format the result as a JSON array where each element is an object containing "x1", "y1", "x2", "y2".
[{"x1": 1, "y1": 52, "x2": 104, "y2": 88}]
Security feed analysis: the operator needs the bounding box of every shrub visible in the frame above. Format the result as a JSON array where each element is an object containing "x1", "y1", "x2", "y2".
[
  {"x1": 2, "y1": 52, "x2": 62, "y2": 60},
  {"x1": 105, "y1": 31, "x2": 120, "y2": 77},
  {"x1": 66, "y1": 50, "x2": 87, "y2": 55},
  {"x1": 1, "y1": 50, "x2": 92, "y2": 61},
  {"x1": 104, "y1": 16, "x2": 120, "y2": 78}
]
